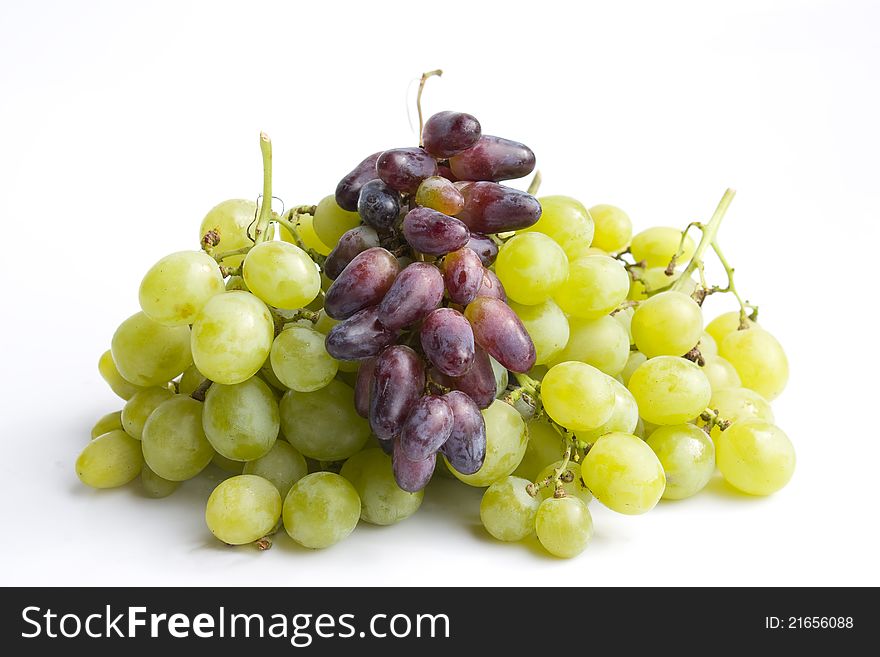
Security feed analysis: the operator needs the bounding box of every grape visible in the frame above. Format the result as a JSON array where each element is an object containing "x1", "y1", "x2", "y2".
[
  {"x1": 98, "y1": 350, "x2": 144, "y2": 400},
  {"x1": 535, "y1": 496, "x2": 593, "y2": 558},
  {"x1": 646, "y1": 424, "x2": 715, "y2": 500},
  {"x1": 140, "y1": 464, "x2": 179, "y2": 498},
  {"x1": 121, "y1": 386, "x2": 175, "y2": 440},
  {"x1": 465, "y1": 232, "x2": 498, "y2": 265},
  {"x1": 191, "y1": 291, "x2": 274, "y2": 385},
  {"x1": 75, "y1": 429, "x2": 143, "y2": 488},
  {"x1": 369, "y1": 345, "x2": 425, "y2": 441},
  {"x1": 212, "y1": 452, "x2": 244, "y2": 474},
  {"x1": 548, "y1": 315, "x2": 629, "y2": 376},
  {"x1": 376, "y1": 147, "x2": 438, "y2": 193},
  {"x1": 203, "y1": 377, "x2": 279, "y2": 461},
  {"x1": 313, "y1": 195, "x2": 362, "y2": 246},
  {"x1": 627, "y1": 356, "x2": 711, "y2": 425},
  {"x1": 243, "y1": 441, "x2": 308, "y2": 499},
  {"x1": 323, "y1": 226, "x2": 381, "y2": 280},
  {"x1": 442, "y1": 247, "x2": 484, "y2": 305},
  {"x1": 399, "y1": 395, "x2": 454, "y2": 461},
  {"x1": 456, "y1": 182, "x2": 542, "y2": 234},
  {"x1": 340, "y1": 448, "x2": 424, "y2": 525},
  {"x1": 490, "y1": 356, "x2": 509, "y2": 398},
  {"x1": 627, "y1": 266, "x2": 696, "y2": 300},
  {"x1": 715, "y1": 419, "x2": 795, "y2": 496},
  {"x1": 700, "y1": 355, "x2": 742, "y2": 391},
  {"x1": 198, "y1": 199, "x2": 258, "y2": 266},
  {"x1": 177, "y1": 365, "x2": 204, "y2": 395},
  {"x1": 281, "y1": 472, "x2": 360, "y2": 549},
  {"x1": 401, "y1": 207, "x2": 470, "y2": 256},
  {"x1": 553, "y1": 256, "x2": 629, "y2": 319},
  {"x1": 280, "y1": 380, "x2": 370, "y2": 460},
  {"x1": 258, "y1": 357, "x2": 287, "y2": 391},
  {"x1": 225, "y1": 275, "x2": 247, "y2": 291},
  {"x1": 704, "y1": 386, "x2": 774, "y2": 439},
  {"x1": 476, "y1": 268, "x2": 507, "y2": 302},
  {"x1": 354, "y1": 357, "x2": 376, "y2": 418},
  {"x1": 699, "y1": 331, "x2": 718, "y2": 357},
  {"x1": 415, "y1": 176, "x2": 465, "y2": 215},
  {"x1": 439, "y1": 391, "x2": 487, "y2": 475},
  {"x1": 420, "y1": 308, "x2": 475, "y2": 377},
  {"x1": 513, "y1": 419, "x2": 564, "y2": 481},
  {"x1": 447, "y1": 400, "x2": 527, "y2": 487},
  {"x1": 432, "y1": 345, "x2": 497, "y2": 409},
  {"x1": 142, "y1": 396, "x2": 214, "y2": 481},
  {"x1": 422, "y1": 111, "x2": 482, "y2": 157},
  {"x1": 631, "y1": 291, "x2": 703, "y2": 358},
  {"x1": 509, "y1": 300, "x2": 569, "y2": 366},
  {"x1": 357, "y1": 178, "x2": 401, "y2": 231},
  {"x1": 522, "y1": 196, "x2": 595, "y2": 262},
  {"x1": 620, "y1": 351, "x2": 647, "y2": 386},
  {"x1": 111, "y1": 312, "x2": 192, "y2": 387},
  {"x1": 720, "y1": 328, "x2": 788, "y2": 400},
  {"x1": 536, "y1": 461, "x2": 592, "y2": 505},
  {"x1": 91, "y1": 410, "x2": 123, "y2": 439},
  {"x1": 279, "y1": 211, "x2": 332, "y2": 256},
  {"x1": 630, "y1": 226, "x2": 696, "y2": 269},
  {"x1": 139, "y1": 251, "x2": 225, "y2": 326},
  {"x1": 575, "y1": 377, "x2": 640, "y2": 443},
  {"x1": 270, "y1": 327, "x2": 338, "y2": 392},
  {"x1": 465, "y1": 297, "x2": 536, "y2": 373},
  {"x1": 581, "y1": 432, "x2": 666, "y2": 514},
  {"x1": 480, "y1": 476, "x2": 541, "y2": 541},
  {"x1": 242, "y1": 241, "x2": 321, "y2": 310},
  {"x1": 205, "y1": 475, "x2": 282, "y2": 545},
  {"x1": 392, "y1": 439, "x2": 436, "y2": 492},
  {"x1": 324, "y1": 247, "x2": 400, "y2": 320},
  {"x1": 496, "y1": 233, "x2": 569, "y2": 306},
  {"x1": 589, "y1": 204, "x2": 632, "y2": 253},
  {"x1": 335, "y1": 152, "x2": 382, "y2": 211},
  {"x1": 449, "y1": 135, "x2": 536, "y2": 182},
  {"x1": 542, "y1": 362, "x2": 615, "y2": 431},
  {"x1": 705, "y1": 310, "x2": 755, "y2": 344},
  {"x1": 376, "y1": 262, "x2": 445, "y2": 330},
  {"x1": 325, "y1": 306, "x2": 397, "y2": 360}
]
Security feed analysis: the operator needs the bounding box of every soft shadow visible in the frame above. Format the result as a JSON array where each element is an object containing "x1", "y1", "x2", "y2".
[{"x1": 705, "y1": 474, "x2": 767, "y2": 501}]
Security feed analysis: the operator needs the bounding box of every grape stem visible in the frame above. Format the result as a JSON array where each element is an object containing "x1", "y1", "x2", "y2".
[
  {"x1": 671, "y1": 188, "x2": 736, "y2": 294},
  {"x1": 212, "y1": 245, "x2": 252, "y2": 262},
  {"x1": 416, "y1": 69, "x2": 443, "y2": 145},
  {"x1": 527, "y1": 170, "x2": 542, "y2": 196},
  {"x1": 252, "y1": 132, "x2": 274, "y2": 244},
  {"x1": 700, "y1": 408, "x2": 732, "y2": 435},
  {"x1": 276, "y1": 209, "x2": 327, "y2": 267},
  {"x1": 709, "y1": 241, "x2": 757, "y2": 327},
  {"x1": 190, "y1": 379, "x2": 213, "y2": 402}
]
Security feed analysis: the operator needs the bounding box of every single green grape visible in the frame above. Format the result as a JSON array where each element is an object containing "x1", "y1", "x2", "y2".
[
  {"x1": 715, "y1": 419, "x2": 795, "y2": 495},
  {"x1": 76, "y1": 429, "x2": 143, "y2": 489},
  {"x1": 581, "y1": 432, "x2": 666, "y2": 514},
  {"x1": 111, "y1": 312, "x2": 192, "y2": 387},
  {"x1": 496, "y1": 233, "x2": 569, "y2": 305},
  {"x1": 509, "y1": 299, "x2": 570, "y2": 365},
  {"x1": 283, "y1": 472, "x2": 361, "y2": 549},
  {"x1": 705, "y1": 311, "x2": 755, "y2": 344},
  {"x1": 535, "y1": 496, "x2": 593, "y2": 558},
  {"x1": 646, "y1": 424, "x2": 715, "y2": 500},
  {"x1": 140, "y1": 463, "x2": 179, "y2": 498},
  {"x1": 449, "y1": 400, "x2": 528, "y2": 487},
  {"x1": 575, "y1": 377, "x2": 639, "y2": 443},
  {"x1": 548, "y1": 315, "x2": 630, "y2": 376},
  {"x1": 121, "y1": 386, "x2": 175, "y2": 440},
  {"x1": 627, "y1": 266, "x2": 697, "y2": 300},
  {"x1": 588, "y1": 204, "x2": 632, "y2": 253},
  {"x1": 490, "y1": 356, "x2": 509, "y2": 399},
  {"x1": 631, "y1": 290, "x2": 703, "y2": 358},
  {"x1": 203, "y1": 377, "x2": 279, "y2": 461},
  {"x1": 279, "y1": 212, "x2": 333, "y2": 256},
  {"x1": 270, "y1": 326, "x2": 338, "y2": 392},
  {"x1": 177, "y1": 365, "x2": 204, "y2": 396},
  {"x1": 513, "y1": 419, "x2": 564, "y2": 481},
  {"x1": 138, "y1": 250, "x2": 225, "y2": 326},
  {"x1": 480, "y1": 476, "x2": 541, "y2": 541},
  {"x1": 700, "y1": 355, "x2": 742, "y2": 391},
  {"x1": 98, "y1": 350, "x2": 144, "y2": 400},
  {"x1": 536, "y1": 461, "x2": 592, "y2": 505},
  {"x1": 243, "y1": 241, "x2": 321, "y2": 310},
  {"x1": 720, "y1": 328, "x2": 788, "y2": 401},
  {"x1": 554, "y1": 256, "x2": 629, "y2": 319},
  {"x1": 142, "y1": 396, "x2": 213, "y2": 481},
  {"x1": 541, "y1": 362, "x2": 615, "y2": 431},
  {"x1": 627, "y1": 356, "x2": 711, "y2": 425},
  {"x1": 699, "y1": 331, "x2": 718, "y2": 357},
  {"x1": 620, "y1": 351, "x2": 647, "y2": 386},
  {"x1": 198, "y1": 199, "x2": 259, "y2": 267},
  {"x1": 703, "y1": 387, "x2": 774, "y2": 440},
  {"x1": 243, "y1": 441, "x2": 308, "y2": 499},
  {"x1": 630, "y1": 226, "x2": 696, "y2": 269},
  {"x1": 523, "y1": 196, "x2": 595, "y2": 262},
  {"x1": 205, "y1": 474, "x2": 282, "y2": 545},
  {"x1": 91, "y1": 410, "x2": 122, "y2": 439},
  {"x1": 312, "y1": 195, "x2": 361, "y2": 247},
  {"x1": 340, "y1": 449, "x2": 423, "y2": 525}
]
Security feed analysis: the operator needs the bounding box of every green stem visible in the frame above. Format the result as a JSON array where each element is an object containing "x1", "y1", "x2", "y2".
[
  {"x1": 212, "y1": 246, "x2": 251, "y2": 262},
  {"x1": 253, "y1": 132, "x2": 274, "y2": 244},
  {"x1": 710, "y1": 241, "x2": 753, "y2": 327},
  {"x1": 276, "y1": 212, "x2": 327, "y2": 267},
  {"x1": 416, "y1": 69, "x2": 443, "y2": 145},
  {"x1": 527, "y1": 170, "x2": 542, "y2": 196},
  {"x1": 671, "y1": 189, "x2": 736, "y2": 293},
  {"x1": 666, "y1": 221, "x2": 703, "y2": 274}
]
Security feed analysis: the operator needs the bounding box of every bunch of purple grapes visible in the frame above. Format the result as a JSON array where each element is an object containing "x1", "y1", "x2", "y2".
[{"x1": 322, "y1": 111, "x2": 542, "y2": 492}]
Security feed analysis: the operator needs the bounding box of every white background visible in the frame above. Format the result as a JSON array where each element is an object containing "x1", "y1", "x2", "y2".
[{"x1": 1, "y1": 0, "x2": 878, "y2": 586}]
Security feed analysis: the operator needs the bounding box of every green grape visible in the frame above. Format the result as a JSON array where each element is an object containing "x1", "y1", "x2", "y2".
[
  {"x1": 699, "y1": 331, "x2": 718, "y2": 357},
  {"x1": 588, "y1": 204, "x2": 632, "y2": 253},
  {"x1": 554, "y1": 256, "x2": 629, "y2": 319},
  {"x1": 225, "y1": 275, "x2": 248, "y2": 291},
  {"x1": 548, "y1": 315, "x2": 630, "y2": 376},
  {"x1": 630, "y1": 226, "x2": 696, "y2": 269},
  {"x1": 205, "y1": 474, "x2": 282, "y2": 545},
  {"x1": 98, "y1": 350, "x2": 144, "y2": 400},
  {"x1": 140, "y1": 463, "x2": 179, "y2": 498},
  {"x1": 212, "y1": 452, "x2": 244, "y2": 474},
  {"x1": 177, "y1": 365, "x2": 204, "y2": 396},
  {"x1": 75, "y1": 429, "x2": 143, "y2": 489},
  {"x1": 627, "y1": 266, "x2": 697, "y2": 300},
  {"x1": 480, "y1": 476, "x2": 541, "y2": 541},
  {"x1": 627, "y1": 356, "x2": 711, "y2": 425},
  {"x1": 270, "y1": 326, "x2": 338, "y2": 392},
  {"x1": 243, "y1": 241, "x2": 321, "y2": 310},
  {"x1": 580, "y1": 432, "x2": 665, "y2": 514},
  {"x1": 576, "y1": 377, "x2": 639, "y2": 443},
  {"x1": 509, "y1": 299, "x2": 569, "y2": 365},
  {"x1": 138, "y1": 251, "x2": 225, "y2": 326},
  {"x1": 243, "y1": 441, "x2": 308, "y2": 499},
  {"x1": 142, "y1": 396, "x2": 213, "y2": 481},
  {"x1": 523, "y1": 195, "x2": 595, "y2": 262},
  {"x1": 513, "y1": 419, "x2": 564, "y2": 481},
  {"x1": 279, "y1": 212, "x2": 333, "y2": 256},
  {"x1": 111, "y1": 312, "x2": 192, "y2": 387},
  {"x1": 541, "y1": 362, "x2": 615, "y2": 431},
  {"x1": 536, "y1": 461, "x2": 592, "y2": 505},
  {"x1": 700, "y1": 355, "x2": 742, "y2": 391},
  {"x1": 490, "y1": 356, "x2": 509, "y2": 399},
  {"x1": 258, "y1": 358, "x2": 288, "y2": 392},
  {"x1": 715, "y1": 419, "x2": 795, "y2": 495},
  {"x1": 631, "y1": 291, "x2": 703, "y2": 358},
  {"x1": 198, "y1": 199, "x2": 259, "y2": 267},
  {"x1": 340, "y1": 449, "x2": 423, "y2": 525},
  {"x1": 203, "y1": 377, "x2": 279, "y2": 461},
  {"x1": 646, "y1": 424, "x2": 715, "y2": 500},
  {"x1": 703, "y1": 387, "x2": 774, "y2": 440},
  {"x1": 705, "y1": 310, "x2": 755, "y2": 344},
  {"x1": 449, "y1": 400, "x2": 528, "y2": 487},
  {"x1": 312, "y1": 195, "x2": 361, "y2": 247},
  {"x1": 91, "y1": 410, "x2": 122, "y2": 439},
  {"x1": 283, "y1": 472, "x2": 361, "y2": 549},
  {"x1": 191, "y1": 291, "x2": 274, "y2": 385},
  {"x1": 280, "y1": 380, "x2": 370, "y2": 460},
  {"x1": 720, "y1": 328, "x2": 788, "y2": 401},
  {"x1": 496, "y1": 233, "x2": 569, "y2": 305},
  {"x1": 613, "y1": 305, "x2": 635, "y2": 343},
  {"x1": 535, "y1": 496, "x2": 593, "y2": 558},
  {"x1": 121, "y1": 386, "x2": 175, "y2": 440},
  {"x1": 620, "y1": 351, "x2": 647, "y2": 386}
]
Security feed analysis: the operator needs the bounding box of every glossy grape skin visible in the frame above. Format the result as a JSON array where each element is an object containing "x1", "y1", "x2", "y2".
[
  {"x1": 700, "y1": 355, "x2": 742, "y2": 391},
  {"x1": 415, "y1": 176, "x2": 465, "y2": 215},
  {"x1": 496, "y1": 233, "x2": 569, "y2": 306},
  {"x1": 509, "y1": 300, "x2": 569, "y2": 366},
  {"x1": 476, "y1": 268, "x2": 507, "y2": 302},
  {"x1": 392, "y1": 440, "x2": 436, "y2": 492},
  {"x1": 111, "y1": 312, "x2": 192, "y2": 388},
  {"x1": 715, "y1": 420, "x2": 795, "y2": 495},
  {"x1": 340, "y1": 448, "x2": 424, "y2": 525},
  {"x1": 335, "y1": 152, "x2": 382, "y2": 211},
  {"x1": 465, "y1": 296, "x2": 536, "y2": 373},
  {"x1": 422, "y1": 111, "x2": 482, "y2": 157},
  {"x1": 357, "y1": 178, "x2": 400, "y2": 231},
  {"x1": 465, "y1": 233, "x2": 498, "y2": 265},
  {"x1": 121, "y1": 386, "x2": 175, "y2": 440},
  {"x1": 325, "y1": 306, "x2": 398, "y2": 360},
  {"x1": 705, "y1": 311, "x2": 755, "y2": 344},
  {"x1": 442, "y1": 247, "x2": 484, "y2": 305},
  {"x1": 720, "y1": 328, "x2": 789, "y2": 400},
  {"x1": 628, "y1": 356, "x2": 712, "y2": 425},
  {"x1": 399, "y1": 395, "x2": 454, "y2": 461},
  {"x1": 91, "y1": 410, "x2": 123, "y2": 439},
  {"x1": 703, "y1": 387, "x2": 774, "y2": 439},
  {"x1": 448, "y1": 400, "x2": 527, "y2": 487},
  {"x1": 142, "y1": 396, "x2": 214, "y2": 481},
  {"x1": 548, "y1": 315, "x2": 629, "y2": 376},
  {"x1": 98, "y1": 350, "x2": 144, "y2": 400},
  {"x1": 270, "y1": 327, "x2": 338, "y2": 392},
  {"x1": 323, "y1": 225, "x2": 381, "y2": 280},
  {"x1": 620, "y1": 351, "x2": 648, "y2": 386},
  {"x1": 313, "y1": 195, "x2": 362, "y2": 247},
  {"x1": 203, "y1": 377, "x2": 279, "y2": 461},
  {"x1": 376, "y1": 147, "x2": 438, "y2": 193},
  {"x1": 588, "y1": 204, "x2": 632, "y2": 253},
  {"x1": 575, "y1": 377, "x2": 640, "y2": 443},
  {"x1": 76, "y1": 430, "x2": 143, "y2": 488},
  {"x1": 420, "y1": 308, "x2": 475, "y2": 377},
  {"x1": 458, "y1": 185, "x2": 542, "y2": 236},
  {"x1": 369, "y1": 345, "x2": 425, "y2": 441},
  {"x1": 522, "y1": 196, "x2": 595, "y2": 262},
  {"x1": 480, "y1": 476, "x2": 541, "y2": 541},
  {"x1": 401, "y1": 208, "x2": 470, "y2": 256},
  {"x1": 535, "y1": 496, "x2": 593, "y2": 558},
  {"x1": 631, "y1": 226, "x2": 696, "y2": 269},
  {"x1": 632, "y1": 291, "x2": 704, "y2": 358},
  {"x1": 206, "y1": 475, "x2": 282, "y2": 545},
  {"x1": 646, "y1": 424, "x2": 715, "y2": 500},
  {"x1": 433, "y1": 345, "x2": 497, "y2": 409},
  {"x1": 283, "y1": 472, "x2": 360, "y2": 549},
  {"x1": 140, "y1": 464, "x2": 179, "y2": 498},
  {"x1": 449, "y1": 135, "x2": 536, "y2": 182},
  {"x1": 553, "y1": 256, "x2": 629, "y2": 319},
  {"x1": 542, "y1": 362, "x2": 615, "y2": 431},
  {"x1": 376, "y1": 262, "x2": 444, "y2": 330},
  {"x1": 581, "y1": 432, "x2": 666, "y2": 514},
  {"x1": 198, "y1": 199, "x2": 258, "y2": 266},
  {"x1": 243, "y1": 441, "x2": 308, "y2": 499},
  {"x1": 324, "y1": 247, "x2": 400, "y2": 320},
  {"x1": 139, "y1": 251, "x2": 225, "y2": 326},
  {"x1": 439, "y1": 391, "x2": 487, "y2": 475},
  {"x1": 354, "y1": 358, "x2": 376, "y2": 418},
  {"x1": 242, "y1": 241, "x2": 320, "y2": 310}
]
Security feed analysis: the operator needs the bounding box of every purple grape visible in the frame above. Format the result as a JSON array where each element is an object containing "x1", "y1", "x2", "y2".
[
  {"x1": 420, "y1": 308, "x2": 475, "y2": 377},
  {"x1": 325, "y1": 306, "x2": 397, "y2": 360},
  {"x1": 440, "y1": 391, "x2": 487, "y2": 475},
  {"x1": 324, "y1": 225, "x2": 380, "y2": 280},
  {"x1": 464, "y1": 297, "x2": 536, "y2": 373},
  {"x1": 376, "y1": 147, "x2": 438, "y2": 193},
  {"x1": 324, "y1": 247, "x2": 400, "y2": 320},
  {"x1": 357, "y1": 179, "x2": 400, "y2": 231},
  {"x1": 376, "y1": 262, "x2": 444, "y2": 331},
  {"x1": 354, "y1": 357, "x2": 376, "y2": 418},
  {"x1": 449, "y1": 135, "x2": 536, "y2": 182},
  {"x1": 392, "y1": 439, "x2": 436, "y2": 493},
  {"x1": 399, "y1": 395, "x2": 454, "y2": 461},
  {"x1": 335, "y1": 152, "x2": 382, "y2": 211},
  {"x1": 476, "y1": 268, "x2": 507, "y2": 302},
  {"x1": 401, "y1": 207, "x2": 470, "y2": 256},
  {"x1": 431, "y1": 345, "x2": 496, "y2": 409},
  {"x1": 465, "y1": 232, "x2": 498, "y2": 266},
  {"x1": 442, "y1": 247, "x2": 484, "y2": 305},
  {"x1": 422, "y1": 111, "x2": 482, "y2": 158},
  {"x1": 370, "y1": 345, "x2": 426, "y2": 441},
  {"x1": 456, "y1": 182, "x2": 542, "y2": 233}
]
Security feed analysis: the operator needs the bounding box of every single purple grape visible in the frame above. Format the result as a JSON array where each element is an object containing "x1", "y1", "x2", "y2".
[
  {"x1": 325, "y1": 306, "x2": 397, "y2": 360},
  {"x1": 449, "y1": 135, "x2": 535, "y2": 182},
  {"x1": 442, "y1": 247, "x2": 484, "y2": 305},
  {"x1": 357, "y1": 179, "x2": 400, "y2": 231},
  {"x1": 376, "y1": 262, "x2": 444, "y2": 331},
  {"x1": 399, "y1": 395, "x2": 454, "y2": 461},
  {"x1": 464, "y1": 297, "x2": 536, "y2": 373},
  {"x1": 392, "y1": 439, "x2": 436, "y2": 493},
  {"x1": 376, "y1": 147, "x2": 438, "y2": 193},
  {"x1": 456, "y1": 182, "x2": 542, "y2": 233},
  {"x1": 422, "y1": 111, "x2": 482, "y2": 158},
  {"x1": 324, "y1": 247, "x2": 400, "y2": 320},
  {"x1": 369, "y1": 345, "x2": 425, "y2": 441},
  {"x1": 440, "y1": 390, "x2": 487, "y2": 475},
  {"x1": 420, "y1": 308, "x2": 475, "y2": 377},
  {"x1": 401, "y1": 207, "x2": 470, "y2": 256}
]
